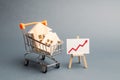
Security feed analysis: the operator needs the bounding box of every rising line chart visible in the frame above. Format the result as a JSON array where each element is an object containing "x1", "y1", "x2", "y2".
[{"x1": 68, "y1": 40, "x2": 88, "y2": 54}]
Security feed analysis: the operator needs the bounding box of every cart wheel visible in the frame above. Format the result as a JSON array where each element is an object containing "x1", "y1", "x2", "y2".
[
  {"x1": 24, "y1": 59, "x2": 29, "y2": 66},
  {"x1": 41, "y1": 64, "x2": 47, "y2": 73},
  {"x1": 55, "y1": 63, "x2": 60, "y2": 69},
  {"x1": 41, "y1": 55, "x2": 45, "y2": 60}
]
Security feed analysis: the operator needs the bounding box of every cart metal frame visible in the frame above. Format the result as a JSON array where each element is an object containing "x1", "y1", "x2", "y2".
[{"x1": 19, "y1": 21, "x2": 62, "y2": 73}]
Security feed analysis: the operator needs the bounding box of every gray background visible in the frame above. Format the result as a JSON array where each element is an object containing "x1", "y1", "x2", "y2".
[{"x1": 0, "y1": 0, "x2": 120, "y2": 80}]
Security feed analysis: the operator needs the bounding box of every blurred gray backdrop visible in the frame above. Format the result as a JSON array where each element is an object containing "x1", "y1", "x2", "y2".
[{"x1": 0, "y1": 0, "x2": 120, "y2": 80}]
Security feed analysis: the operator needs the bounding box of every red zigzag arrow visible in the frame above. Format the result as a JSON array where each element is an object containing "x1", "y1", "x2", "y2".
[{"x1": 68, "y1": 40, "x2": 88, "y2": 54}]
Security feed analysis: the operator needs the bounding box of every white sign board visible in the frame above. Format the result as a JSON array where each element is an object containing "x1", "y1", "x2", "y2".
[{"x1": 67, "y1": 39, "x2": 90, "y2": 55}]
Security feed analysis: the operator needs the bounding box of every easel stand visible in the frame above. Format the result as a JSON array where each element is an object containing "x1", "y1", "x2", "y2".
[{"x1": 68, "y1": 36, "x2": 88, "y2": 69}]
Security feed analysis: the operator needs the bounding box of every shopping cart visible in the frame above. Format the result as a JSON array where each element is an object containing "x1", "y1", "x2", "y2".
[{"x1": 19, "y1": 21, "x2": 62, "y2": 73}]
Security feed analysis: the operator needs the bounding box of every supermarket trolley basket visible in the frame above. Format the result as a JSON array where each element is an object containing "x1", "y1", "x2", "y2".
[{"x1": 19, "y1": 21, "x2": 62, "y2": 73}]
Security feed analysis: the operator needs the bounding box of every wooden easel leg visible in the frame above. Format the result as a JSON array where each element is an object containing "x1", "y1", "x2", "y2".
[
  {"x1": 83, "y1": 55, "x2": 88, "y2": 68},
  {"x1": 68, "y1": 54, "x2": 73, "y2": 69},
  {"x1": 78, "y1": 56, "x2": 81, "y2": 63}
]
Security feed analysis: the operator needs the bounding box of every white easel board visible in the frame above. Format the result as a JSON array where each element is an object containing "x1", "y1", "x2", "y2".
[{"x1": 67, "y1": 39, "x2": 90, "y2": 55}]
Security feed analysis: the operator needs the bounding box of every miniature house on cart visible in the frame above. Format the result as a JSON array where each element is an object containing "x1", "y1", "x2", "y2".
[{"x1": 19, "y1": 20, "x2": 62, "y2": 73}]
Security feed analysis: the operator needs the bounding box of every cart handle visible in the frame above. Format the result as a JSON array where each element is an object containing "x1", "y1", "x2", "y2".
[{"x1": 19, "y1": 20, "x2": 47, "y2": 30}]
